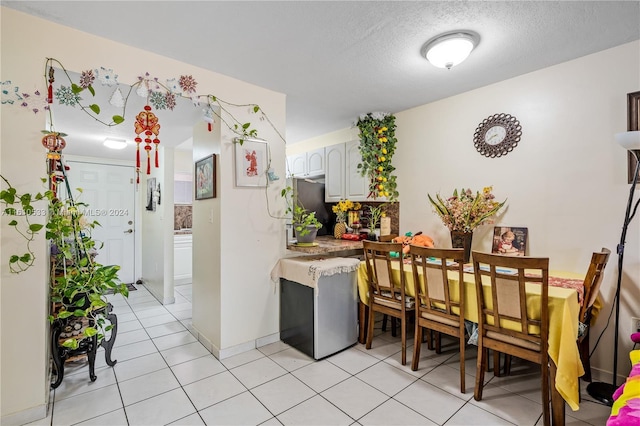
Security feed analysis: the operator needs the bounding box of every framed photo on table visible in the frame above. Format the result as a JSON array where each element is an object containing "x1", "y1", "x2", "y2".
[
  {"x1": 492, "y1": 226, "x2": 528, "y2": 256},
  {"x1": 234, "y1": 139, "x2": 268, "y2": 187},
  {"x1": 195, "y1": 154, "x2": 216, "y2": 200}
]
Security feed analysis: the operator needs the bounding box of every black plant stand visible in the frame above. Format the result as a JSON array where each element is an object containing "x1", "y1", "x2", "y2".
[{"x1": 50, "y1": 303, "x2": 118, "y2": 389}]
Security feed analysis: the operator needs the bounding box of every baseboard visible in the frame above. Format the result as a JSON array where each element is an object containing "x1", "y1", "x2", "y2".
[
  {"x1": 188, "y1": 325, "x2": 281, "y2": 361},
  {"x1": 256, "y1": 332, "x2": 280, "y2": 348},
  {"x1": 174, "y1": 276, "x2": 192, "y2": 286},
  {"x1": 219, "y1": 340, "x2": 257, "y2": 359},
  {"x1": 1, "y1": 403, "x2": 48, "y2": 426}
]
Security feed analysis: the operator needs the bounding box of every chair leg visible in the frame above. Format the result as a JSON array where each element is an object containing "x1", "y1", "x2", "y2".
[
  {"x1": 426, "y1": 329, "x2": 433, "y2": 350},
  {"x1": 358, "y1": 301, "x2": 367, "y2": 344},
  {"x1": 435, "y1": 331, "x2": 441, "y2": 354},
  {"x1": 400, "y1": 315, "x2": 407, "y2": 365},
  {"x1": 474, "y1": 347, "x2": 487, "y2": 401},
  {"x1": 391, "y1": 316, "x2": 397, "y2": 337},
  {"x1": 366, "y1": 305, "x2": 375, "y2": 350},
  {"x1": 579, "y1": 333, "x2": 592, "y2": 382},
  {"x1": 412, "y1": 323, "x2": 422, "y2": 371},
  {"x1": 504, "y1": 354, "x2": 512, "y2": 376},
  {"x1": 542, "y1": 357, "x2": 552, "y2": 426},
  {"x1": 381, "y1": 314, "x2": 388, "y2": 332},
  {"x1": 459, "y1": 333, "x2": 466, "y2": 394},
  {"x1": 493, "y1": 350, "x2": 501, "y2": 377}
]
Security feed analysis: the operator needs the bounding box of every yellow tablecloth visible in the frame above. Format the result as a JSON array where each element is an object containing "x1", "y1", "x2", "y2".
[{"x1": 357, "y1": 261, "x2": 585, "y2": 411}]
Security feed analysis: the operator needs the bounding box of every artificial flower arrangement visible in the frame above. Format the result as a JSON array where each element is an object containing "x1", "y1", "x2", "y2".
[
  {"x1": 356, "y1": 112, "x2": 399, "y2": 201},
  {"x1": 332, "y1": 199, "x2": 361, "y2": 222},
  {"x1": 428, "y1": 186, "x2": 506, "y2": 233}
]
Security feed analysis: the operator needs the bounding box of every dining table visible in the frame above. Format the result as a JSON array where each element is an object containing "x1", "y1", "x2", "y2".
[{"x1": 356, "y1": 259, "x2": 589, "y2": 425}]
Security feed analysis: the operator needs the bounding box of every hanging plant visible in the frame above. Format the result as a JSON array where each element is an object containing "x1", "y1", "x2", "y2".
[{"x1": 356, "y1": 112, "x2": 399, "y2": 201}]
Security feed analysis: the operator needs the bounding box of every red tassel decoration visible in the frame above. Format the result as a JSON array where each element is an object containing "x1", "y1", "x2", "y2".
[
  {"x1": 47, "y1": 67, "x2": 54, "y2": 104},
  {"x1": 147, "y1": 156, "x2": 151, "y2": 175},
  {"x1": 135, "y1": 137, "x2": 142, "y2": 169},
  {"x1": 155, "y1": 148, "x2": 159, "y2": 168},
  {"x1": 208, "y1": 123, "x2": 212, "y2": 132}
]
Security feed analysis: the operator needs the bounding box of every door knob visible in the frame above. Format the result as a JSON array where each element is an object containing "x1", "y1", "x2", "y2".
[{"x1": 124, "y1": 229, "x2": 133, "y2": 234}]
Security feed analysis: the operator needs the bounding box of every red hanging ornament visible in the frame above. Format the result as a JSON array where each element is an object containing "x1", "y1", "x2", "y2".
[
  {"x1": 42, "y1": 132, "x2": 66, "y2": 191},
  {"x1": 133, "y1": 105, "x2": 161, "y2": 175},
  {"x1": 47, "y1": 66, "x2": 55, "y2": 104}
]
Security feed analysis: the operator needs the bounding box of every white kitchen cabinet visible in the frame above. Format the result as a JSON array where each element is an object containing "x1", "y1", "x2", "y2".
[
  {"x1": 325, "y1": 140, "x2": 371, "y2": 202},
  {"x1": 325, "y1": 143, "x2": 345, "y2": 202},
  {"x1": 345, "y1": 140, "x2": 368, "y2": 200},
  {"x1": 174, "y1": 234, "x2": 192, "y2": 285},
  {"x1": 287, "y1": 148, "x2": 325, "y2": 178}
]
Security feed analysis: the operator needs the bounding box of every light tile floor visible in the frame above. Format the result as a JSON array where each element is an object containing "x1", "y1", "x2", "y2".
[{"x1": 30, "y1": 284, "x2": 611, "y2": 425}]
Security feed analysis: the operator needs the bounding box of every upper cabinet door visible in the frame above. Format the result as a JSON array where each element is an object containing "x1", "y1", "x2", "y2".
[
  {"x1": 306, "y1": 148, "x2": 325, "y2": 177},
  {"x1": 345, "y1": 140, "x2": 368, "y2": 201},
  {"x1": 288, "y1": 153, "x2": 307, "y2": 177},
  {"x1": 325, "y1": 143, "x2": 345, "y2": 202}
]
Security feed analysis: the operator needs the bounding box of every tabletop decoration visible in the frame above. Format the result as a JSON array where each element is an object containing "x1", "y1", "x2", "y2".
[
  {"x1": 428, "y1": 186, "x2": 506, "y2": 262},
  {"x1": 331, "y1": 199, "x2": 361, "y2": 239},
  {"x1": 355, "y1": 112, "x2": 399, "y2": 201}
]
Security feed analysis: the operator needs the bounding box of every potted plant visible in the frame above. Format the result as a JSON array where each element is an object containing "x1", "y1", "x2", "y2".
[
  {"x1": 0, "y1": 176, "x2": 128, "y2": 349},
  {"x1": 281, "y1": 186, "x2": 323, "y2": 244},
  {"x1": 366, "y1": 204, "x2": 385, "y2": 241}
]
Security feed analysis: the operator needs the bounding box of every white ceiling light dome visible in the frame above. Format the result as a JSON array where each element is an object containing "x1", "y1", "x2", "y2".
[
  {"x1": 103, "y1": 138, "x2": 128, "y2": 150},
  {"x1": 422, "y1": 31, "x2": 480, "y2": 69}
]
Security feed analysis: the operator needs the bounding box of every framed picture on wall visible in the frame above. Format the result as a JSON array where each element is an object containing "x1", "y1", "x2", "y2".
[
  {"x1": 234, "y1": 139, "x2": 268, "y2": 187},
  {"x1": 627, "y1": 91, "x2": 640, "y2": 184},
  {"x1": 195, "y1": 154, "x2": 216, "y2": 200},
  {"x1": 492, "y1": 226, "x2": 528, "y2": 257},
  {"x1": 146, "y1": 177, "x2": 156, "y2": 211}
]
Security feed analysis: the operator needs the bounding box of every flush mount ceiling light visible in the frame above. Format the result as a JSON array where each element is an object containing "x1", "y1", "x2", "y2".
[
  {"x1": 422, "y1": 31, "x2": 480, "y2": 69},
  {"x1": 103, "y1": 137, "x2": 127, "y2": 150}
]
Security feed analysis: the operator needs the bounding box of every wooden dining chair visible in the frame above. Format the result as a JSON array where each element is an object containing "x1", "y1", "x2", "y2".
[
  {"x1": 363, "y1": 240, "x2": 414, "y2": 365},
  {"x1": 578, "y1": 247, "x2": 610, "y2": 382},
  {"x1": 472, "y1": 251, "x2": 552, "y2": 426},
  {"x1": 409, "y1": 245, "x2": 467, "y2": 392},
  {"x1": 378, "y1": 234, "x2": 400, "y2": 335}
]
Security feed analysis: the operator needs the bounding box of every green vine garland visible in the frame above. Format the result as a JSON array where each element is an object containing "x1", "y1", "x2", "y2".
[{"x1": 356, "y1": 112, "x2": 399, "y2": 201}]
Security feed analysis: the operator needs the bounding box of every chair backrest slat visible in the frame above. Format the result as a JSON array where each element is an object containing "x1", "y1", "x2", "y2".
[{"x1": 409, "y1": 245, "x2": 465, "y2": 321}]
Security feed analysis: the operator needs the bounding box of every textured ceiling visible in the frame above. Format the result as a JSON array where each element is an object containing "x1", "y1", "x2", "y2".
[{"x1": 3, "y1": 1, "x2": 640, "y2": 160}]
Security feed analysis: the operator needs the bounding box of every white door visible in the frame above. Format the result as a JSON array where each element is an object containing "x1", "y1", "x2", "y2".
[{"x1": 65, "y1": 161, "x2": 136, "y2": 284}]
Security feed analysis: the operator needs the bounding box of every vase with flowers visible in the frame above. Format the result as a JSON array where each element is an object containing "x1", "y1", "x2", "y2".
[
  {"x1": 332, "y1": 199, "x2": 361, "y2": 239},
  {"x1": 428, "y1": 186, "x2": 506, "y2": 262}
]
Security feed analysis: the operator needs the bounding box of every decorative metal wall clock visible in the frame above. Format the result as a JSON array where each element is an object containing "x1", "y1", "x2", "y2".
[{"x1": 473, "y1": 113, "x2": 522, "y2": 158}]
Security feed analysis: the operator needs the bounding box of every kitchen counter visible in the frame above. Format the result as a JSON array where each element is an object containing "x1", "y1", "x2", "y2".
[{"x1": 287, "y1": 235, "x2": 363, "y2": 256}]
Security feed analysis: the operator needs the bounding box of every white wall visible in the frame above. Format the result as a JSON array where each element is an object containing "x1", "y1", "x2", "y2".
[
  {"x1": 174, "y1": 149, "x2": 193, "y2": 175},
  {"x1": 0, "y1": 7, "x2": 286, "y2": 422},
  {"x1": 294, "y1": 40, "x2": 640, "y2": 381},
  {"x1": 140, "y1": 146, "x2": 175, "y2": 304}
]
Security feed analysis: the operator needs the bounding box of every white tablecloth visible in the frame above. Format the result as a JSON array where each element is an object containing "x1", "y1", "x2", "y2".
[{"x1": 270, "y1": 256, "x2": 361, "y2": 289}]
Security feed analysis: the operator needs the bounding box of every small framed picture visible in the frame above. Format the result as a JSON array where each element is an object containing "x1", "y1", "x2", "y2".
[
  {"x1": 234, "y1": 139, "x2": 268, "y2": 187},
  {"x1": 195, "y1": 154, "x2": 216, "y2": 200},
  {"x1": 146, "y1": 177, "x2": 157, "y2": 211},
  {"x1": 492, "y1": 226, "x2": 528, "y2": 256}
]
